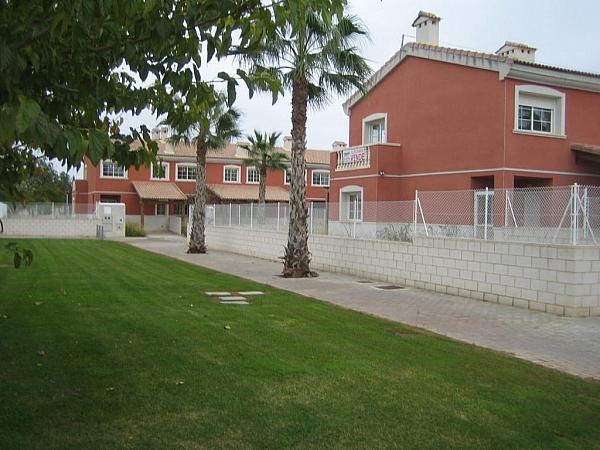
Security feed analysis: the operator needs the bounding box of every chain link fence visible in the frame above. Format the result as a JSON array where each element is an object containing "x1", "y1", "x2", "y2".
[
  {"x1": 415, "y1": 185, "x2": 599, "y2": 245},
  {"x1": 3, "y1": 202, "x2": 97, "y2": 218},
  {"x1": 208, "y1": 184, "x2": 599, "y2": 246}
]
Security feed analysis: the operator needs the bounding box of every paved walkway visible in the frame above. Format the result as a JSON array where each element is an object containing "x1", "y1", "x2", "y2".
[{"x1": 126, "y1": 234, "x2": 600, "y2": 380}]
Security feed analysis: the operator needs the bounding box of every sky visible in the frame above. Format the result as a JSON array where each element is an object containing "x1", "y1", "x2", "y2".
[{"x1": 69, "y1": 0, "x2": 600, "y2": 174}]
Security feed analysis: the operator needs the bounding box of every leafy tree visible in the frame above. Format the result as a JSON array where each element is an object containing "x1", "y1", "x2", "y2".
[
  {"x1": 0, "y1": 0, "x2": 290, "y2": 193},
  {"x1": 167, "y1": 93, "x2": 241, "y2": 254},
  {"x1": 246, "y1": 1, "x2": 371, "y2": 277},
  {"x1": 240, "y1": 130, "x2": 288, "y2": 208},
  {"x1": 0, "y1": 159, "x2": 72, "y2": 204}
]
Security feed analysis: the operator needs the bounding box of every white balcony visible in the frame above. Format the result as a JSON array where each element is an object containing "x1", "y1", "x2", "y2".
[{"x1": 336, "y1": 145, "x2": 371, "y2": 171}]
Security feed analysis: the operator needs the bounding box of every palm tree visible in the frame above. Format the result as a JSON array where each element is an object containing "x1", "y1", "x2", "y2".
[
  {"x1": 247, "y1": 5, "x2": 371, "y2": 277},
  {"x1": 240, "y1": 130, "x2": 288, "y2": 208},
  {"x1": 166, "y1": 93, "x2": 241, "y2": 253}
]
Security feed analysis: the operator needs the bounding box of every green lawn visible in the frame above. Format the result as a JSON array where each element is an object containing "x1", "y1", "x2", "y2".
[{"x1": 1, "y1": 239, "x2": 599, "y2": 449}]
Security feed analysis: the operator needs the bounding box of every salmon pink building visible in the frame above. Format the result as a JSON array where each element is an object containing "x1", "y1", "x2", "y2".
[
  {"x1": 331, "y1": 11, "x2": 600, "y2": 226},
  {"x1": 73, "y1": 130, "x2": 330, "y2": 232}
]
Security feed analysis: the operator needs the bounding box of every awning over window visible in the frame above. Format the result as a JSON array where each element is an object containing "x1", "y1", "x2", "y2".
[
  {"x1": 571, "y1": 143, "x2": 600, "y2": 166},
  {"x1": 207, "y1": 184, "x2": 289, "y2": 202},
  {"x1": 132, "y1": 182, "x2": 187, "y2": 201}
]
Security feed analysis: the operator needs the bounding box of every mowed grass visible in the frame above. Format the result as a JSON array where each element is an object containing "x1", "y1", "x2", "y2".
[{"x1": 0, "y1": 240, "x2": 599, "y2": 449}]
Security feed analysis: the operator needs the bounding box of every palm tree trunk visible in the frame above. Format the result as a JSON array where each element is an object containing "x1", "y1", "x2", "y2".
[
  {"x1": 258, "y1": 167, "x2": 267, "y2": 224},
  {"x1": 283, "y1": 76, "x2": 315, "y2": 277},
  {"x1": 188, "y1": 141, "x2": 207, "y2": 253}
]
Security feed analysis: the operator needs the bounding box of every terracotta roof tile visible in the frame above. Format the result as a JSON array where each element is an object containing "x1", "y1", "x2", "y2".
[
  {"x1": 152, "y1": 141, "x2": 329, "y2": 165},
  {"x1": 132, "y1": 181, "x2": 187, "y2": 201}
]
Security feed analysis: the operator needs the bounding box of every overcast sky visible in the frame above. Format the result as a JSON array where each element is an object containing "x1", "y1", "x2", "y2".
[{"x1": 68, "y1": 0, "x2": 600, "y2": 175}]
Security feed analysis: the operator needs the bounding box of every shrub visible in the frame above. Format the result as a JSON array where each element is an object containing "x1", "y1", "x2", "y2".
[{"x1": 125, "y1": 222, "x2": 146, "y2": 237}]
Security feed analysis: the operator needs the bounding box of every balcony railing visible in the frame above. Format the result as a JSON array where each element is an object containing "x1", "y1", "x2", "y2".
[{"x1": 336, "y1": 145, "x2": 370, "y2": 170}]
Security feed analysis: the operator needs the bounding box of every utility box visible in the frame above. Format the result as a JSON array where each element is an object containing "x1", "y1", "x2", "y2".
[{"x1": 97, "y1": 203, "x2": 125, "y2": 238}]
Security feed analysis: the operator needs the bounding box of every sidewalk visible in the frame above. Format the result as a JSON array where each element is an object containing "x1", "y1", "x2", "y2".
[{"x1": 127, "y1": 234, "x2": 600, "y2": 379}]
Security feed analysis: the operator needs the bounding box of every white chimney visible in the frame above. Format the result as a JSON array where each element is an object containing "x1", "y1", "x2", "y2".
[
  {"x1": 412, "y1": 11, "x2": 441, "y2": 46},
  {"x1": 332, "y1": 141, "x2": 347, "y2": 151},
  {"x1": 283, "y1": 135, "x2": 293, "y2": 150},
  {"x1": 495, "y1": 41, "x2": 537, "y2": 63},
  {"x1": 151, "y1": 125, "x2": 169, "y2": 141}
]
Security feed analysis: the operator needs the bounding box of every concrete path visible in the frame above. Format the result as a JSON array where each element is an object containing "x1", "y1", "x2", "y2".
[{"x1": 126, "y1": 234, "x2": 600, "y2": 380}]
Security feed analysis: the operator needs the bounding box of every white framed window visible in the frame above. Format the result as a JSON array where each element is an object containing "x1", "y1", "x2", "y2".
[
  {"x1": 176, "y1": 164, "x2": 197, "y2": 181},
  {"x1": 246, "y1": 167, "x2": 260, "y2": 184},
  {"x1": 339, "y1": 185, "x2": 363, "y2": 222},
  {"x1": 155, "y1": 202, "x2": 168, "y2": 216},
  {"x1": 284, "y1": 169, "x2": 307, "y2": 185},
  {"x1": 514, "y1": 85, "x2": 565, "y2": 137},
  {"x1": 311, "y1": 170, "x2": 330, "y2": 187},
  {"x1": 518, "y1": 105, "x2": 552, "y2": 133},
  {"x1": 100, "y1": 160, "x2": 127, "y2": 178},
  {"x1": 151, "y1": 161, "x2": 169, "y2": 180},
  {"x1": 223, "y1": 165, "x2": 241, "y2": 183},
  {"x1": 362, "y1": 113, "x2": 387, "y2": 144}
]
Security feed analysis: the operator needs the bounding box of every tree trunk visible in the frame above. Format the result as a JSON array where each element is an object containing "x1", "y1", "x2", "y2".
[
  {"x1": 188, "y1": 141, "x2": 207, "y2": 253},
  {"x1": 283, "y1": 76, "x2": 315, "y2": 277},
  {"x1": 258, "y1": 166, "x2": 267, "y2": 224}
]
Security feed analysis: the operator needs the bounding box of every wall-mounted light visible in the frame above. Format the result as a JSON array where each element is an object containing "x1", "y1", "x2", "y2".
[{"x1": 378, "y1": 170, "x2": 385, "y2": 177}]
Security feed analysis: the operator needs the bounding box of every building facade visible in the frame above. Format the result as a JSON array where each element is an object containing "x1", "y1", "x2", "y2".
[
  {"x1": 331, "y1": 11, "x2": 600, "y2": 224},
  {"x1": 73, "y1": 132, "x2": 330, "y2": 232}
]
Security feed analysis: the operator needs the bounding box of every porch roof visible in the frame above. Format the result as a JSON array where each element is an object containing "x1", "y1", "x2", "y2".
[
  {"x1": 132, "y1": 182, "x2": 187, "y2": 201},
  {"x1": 207, "y1": 184, "x2": 289, "y2": 202},
  {"x1": 571, "y1": 143, "x2": 600, "y2": 165}
]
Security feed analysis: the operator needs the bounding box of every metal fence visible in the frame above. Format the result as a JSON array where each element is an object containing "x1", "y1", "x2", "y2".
[
  {"x1": 207, "y1": 201, "x2": 328, "y2": 234},
  {"x1": 209, "y1": 184, "x2": 599, "y2": 246},
  {"x1": 414, "y1": 184, "x2": 599, "y2": 245},
  {"x1": 3, "y1": 202, "x2": 97, "y2": 218}
]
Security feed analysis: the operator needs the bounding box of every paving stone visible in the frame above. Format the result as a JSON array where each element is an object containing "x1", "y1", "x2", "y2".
[
  {"x1": 205, "y1": 291, "x2": 231, "y2": 296},
  {"x1": 219, "y1": 296, "x2": 247, "y2": 301},
  {"x1": 220, "y1": 300, "x2": 249, "y2": 305},
  {"x1": 238, "y1": 291, "x2": 264, "y2": 295}
]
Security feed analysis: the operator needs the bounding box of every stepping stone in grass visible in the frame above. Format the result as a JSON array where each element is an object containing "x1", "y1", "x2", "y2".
[
  {"x1": 219, "y1": 296, "x2": 248, "y2": 301},
  {"x1": 238, "y1": 291, "x2": 264, "y2": 296},
  {"x1": 205, "y1": 291, "x2": 231, "y2": 296},
  {"x1": 220, "y1": 300, "x2": 249, "y2": 305}
]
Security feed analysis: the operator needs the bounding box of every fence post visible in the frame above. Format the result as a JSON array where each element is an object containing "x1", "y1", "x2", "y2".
[
  {"x1": 484, "y1": 187, "x2": 489, "y2": 241},
  {"x1": 352, "y1": 197, "x2": 357, "y2": 239},
  {"x1": 238, "y1": 204, "x2": 241, "y2": 225},
  {"x1": 250, "y1": 202, "x2": 253, "y2": 230},
  {"x1": 213, "y1": 203, "x2": 217, "y2": 226},
  {"x1": 571, "y1": 183, "x2": 578, "y2": 245},
  {"x1": 310, "y1": 201, "x2": 313, "y2": 235},
  {"x1": 413, "y1": 190, "x2": 418, "y2": 237},
  {"x1": 229, "y1": 203, "x2": 232, "y2": 227},
  {"x1": 504, "y1": 189, "x2": 508, "y2": 228},
  {"x1": 583, "y1": 187, "x2": 589, "y2": 239},
  {"x1": 51, "y1": 202, "x2": 55, "y2": 218},
  {"x1": 277, "y1": 202, "x2": 280, "y2": 232}
]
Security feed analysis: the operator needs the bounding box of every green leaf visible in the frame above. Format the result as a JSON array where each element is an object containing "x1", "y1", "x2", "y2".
[
  {"x1": 23, "y1": 250, "x2": 34, "y2": 266},
  {"x1": 64, "y1": 128, "x2": 84, "y2": 160},
  {"x1": 15, "y1": 96, "x2": 41, "y2": 134},
  {"x1": 88, "y1": 129, "x2": 109, "y2": 164},
  {"x1": 227, "y1": 79, "x2": 237, "y2": 107},
  {"x1": 13, "y1": 252, "x2": 22, "y2": 269}
]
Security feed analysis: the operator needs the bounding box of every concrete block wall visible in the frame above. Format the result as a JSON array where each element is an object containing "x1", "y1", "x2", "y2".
[
  {"x1": 205, "y1": 226, "x2": 600, "y2": 317},
  {"x1": 127, "y1": 215, "x2": 169, "y2": 232},
  {"x1": 3, "y1": 218, "x2": 98, "y2": 237},
  {"x1": 169, "y1": 216, "x2": 182, "y2": 235}
]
